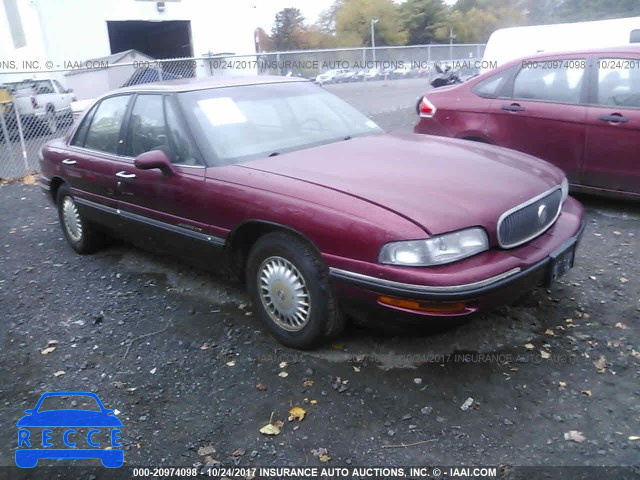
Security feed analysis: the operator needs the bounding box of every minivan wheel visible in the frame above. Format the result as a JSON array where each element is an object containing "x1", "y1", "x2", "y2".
[
  {"x1": 246, "y1": 232, "x2": 345, "y2": 349},
  {"x1": 56, "y1": 184, "x2": 105, "y2": 254}
]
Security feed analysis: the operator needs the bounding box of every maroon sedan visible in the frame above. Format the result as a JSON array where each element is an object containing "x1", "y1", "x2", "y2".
[
  {"x1": 40, "y1": 76, "x2": 584, "y2": 349},
  {"x1": 415, "y1": 46, "x2": 640, "y2": 198}
]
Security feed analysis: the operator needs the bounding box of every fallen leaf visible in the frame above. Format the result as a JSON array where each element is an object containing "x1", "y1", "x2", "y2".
[
  {"x1": 524, "y1": 343, "x2": 535, "y2": 350},
  {"x1": 259, "y1": 423, "x2": 281, "y2": 436},
  {"x1": 581, "y1": 390, "x2": 592, "y2": 397},
  {"x1": 41, "y1": 346, "x2": 56, "y2": 355},
  {"x1": 274, "y1": 420, "x2": 284, "y2": 429},
  {"x1": 565, "y1": 318, "x2": 574, "y2": 324},
  {"x1": 311, "y1": 447, "x2": 329, "y2": 461},
  {"x1": 615, "y1": 322, "x2": 628, "y2": 330},
  {"x1": 47, "y1": 340, "x2": 59, "y2": 346},
  {"x1": 150, "y1": 367, "x2": 157, "y2": 374},
  {"x1": 319, "y1": 454, "x2": 331, "y2": 462},
  {"x1": 238, "y1": 303, "x2": 247, "y2": 310},
  {"x1": 22, "y1": 175, "x2": 36, "y2": 185},
  {"x1": 231, "y1": 448, "x2": 245, "y2": 457},
  {"x1": 198, "y1": 445, "x2": 216, "y2": 456},
  {"x1": 629, "y1": 436, "x2": 640, "y2": 441},
  {"x1": 279, "y1": 361, "x2": 287, "y2": 369},
  {"x1": 558, "y1": 381, "x2": 567, "y2": 388},
  {"x1": 460, "y1": 397, "x2": 474, "y2": 411},
  {"x1": 589, "y1": 276, "x2": 596, "y2": 280},
  {"x1": 200, "y1": 342, "x2": 211, "y2": 350},
  {"x1": 608, "y1": 339, "x2": 623, "y2": 348},
  {"x1": 592, "y1": 232, "x2": 602, "y2": 237},
  {"x1": 353, "y1": 366, "x2": 361, "y2": 372},
  {"x1": 540, "y1": 350, "x2": 551, "y2": 359},
  {"x1": 53, "y1": 370, "x2": 65, "y2": 377},
  {"x1": 593, "y1": 355, "x2": 607, "y2": 373},
  {"x1": 226, "y1": 360, "x2": 236, "y2": 367},
  {"x1": 288, "y1": 406, "x2": 306, "y2": 421},
  {"x1": 619, "y1": 277, "x2": 628, "y2": 284},
  {"x1": 564, "y1": 430, "x2": 586, "y2": 443},
  {"x1": 310, "y1": 400, "x2": 318, "y2": 405},
  {"x1": 303, "y1": 380, "x2": 314, "y2": 388},
  {"x1": 278, "y1": 371, "x2": 288, "y2": 378},
  {"x1": 545, "y1": 329, "x2": 555, "y2": 336},
  {"x1": 331, "y1": 343, "x2": 344, "y2": 350},
  {"x1": 256, "y1": 383, "x2": 268, "y2": 391},
  {"x1": 613, "y1": 230, "x2": 622, "y2": 236}
]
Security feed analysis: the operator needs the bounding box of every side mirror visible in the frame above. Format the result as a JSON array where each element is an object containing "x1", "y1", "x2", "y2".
[{"x1": 134, "y1": 149, "x2": 175, "y2": 175}]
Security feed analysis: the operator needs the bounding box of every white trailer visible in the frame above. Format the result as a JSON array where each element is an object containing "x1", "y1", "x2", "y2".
[{"x1": 482, "y1": 16, "x2": 640, "y2": 72}]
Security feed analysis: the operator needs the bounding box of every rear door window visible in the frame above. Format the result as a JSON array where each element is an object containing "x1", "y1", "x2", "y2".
[
  {"x1": 512, "y1": 59, "x2": 586, "y2": 104},
  {"x1": 595, "y1": 58, "x2": 640, "y2": 107}
]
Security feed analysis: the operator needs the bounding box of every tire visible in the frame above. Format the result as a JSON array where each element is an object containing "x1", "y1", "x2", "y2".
[
  {"x1": 56, "y1": 184, "x2": 106, "y2": 254},
  {"x1": 246, "y1": 232, "x2": 345, "y2": 349}
]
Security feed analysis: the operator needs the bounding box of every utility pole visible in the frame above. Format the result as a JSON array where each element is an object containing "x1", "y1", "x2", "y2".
[{"x1": 371, "y1": 18, "x2": 379, "y2": 64}]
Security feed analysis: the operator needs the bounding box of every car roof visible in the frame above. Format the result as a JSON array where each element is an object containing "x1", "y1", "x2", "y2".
[
  {"x1": 114, "y1": 75, "x2": 309, "y2": 95},
  {"x1": 505, "y1": 44, "x2": 640, "y2": 64}
]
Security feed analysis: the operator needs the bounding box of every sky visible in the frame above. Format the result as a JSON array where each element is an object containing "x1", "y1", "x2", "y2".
[{"x1": 249, "y1": 0, "x2": 458, "y2": 32}]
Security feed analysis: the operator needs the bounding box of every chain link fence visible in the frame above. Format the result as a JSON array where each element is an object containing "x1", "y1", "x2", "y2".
[{"x1": 0, "y1": 43, "x2": 485, "y2": 181}]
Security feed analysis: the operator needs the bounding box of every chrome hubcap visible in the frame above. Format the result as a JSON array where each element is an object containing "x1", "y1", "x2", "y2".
[
  {"x1": 62, "y1": 196, "x2": 82, "y2": 242},
  {"x1": 258, "y1": 256, "x2": 311, "y2": 332}
]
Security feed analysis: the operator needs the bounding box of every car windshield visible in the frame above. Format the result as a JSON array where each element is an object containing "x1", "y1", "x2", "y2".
[
  {"x1": 37, "y1": 395, "x2": 101, "y2": 412},
  {"x1": 177, "y1": 81, "x2": 383, "y2": 165}
]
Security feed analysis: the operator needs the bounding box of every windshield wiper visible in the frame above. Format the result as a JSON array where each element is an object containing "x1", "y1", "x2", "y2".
[{"x1": 268, "y1": 152, "x2": 280, "y2": 157}]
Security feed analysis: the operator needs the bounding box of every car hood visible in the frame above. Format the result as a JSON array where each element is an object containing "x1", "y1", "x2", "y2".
[
  {"x1": 16, "y1": 410, "x2": 123, "y2": 427},
  {"x1": 240, "y1": 133, "x2": 564, "y2": 237}
]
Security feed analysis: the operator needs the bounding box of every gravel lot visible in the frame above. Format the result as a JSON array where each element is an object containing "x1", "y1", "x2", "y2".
[{"x1": 1, "y1": 78, "x2": 639, "y2": 478}]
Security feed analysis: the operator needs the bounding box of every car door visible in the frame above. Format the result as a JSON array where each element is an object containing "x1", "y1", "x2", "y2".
[
  {"x1": 487, "y1": 56, "x2": 588, "y2": 183},
  {"x1": 582, "y1": 55, "x2": 640, "y2": 194},
  {"x1": 114, "y1": 93, "x2": 223, "y2": 254},
  {"x1": 62, "y1": 94, "x2": 133, "y2": 227}
]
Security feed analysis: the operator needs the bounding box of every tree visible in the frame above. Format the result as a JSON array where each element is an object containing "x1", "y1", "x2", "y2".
[
  {"x1": 271, "y1": 8, "x2": 306, "y2": 51},
  {"x1": 334, "y1": 0, "x2": 408, "y2": 47},
  {"x1": 254, "y1": 27, "x2": 272, "y2": 52},
  {"x1": 437, "y1": 0, "x2": 527, "y2": 43},
  {"x1": 400, "y1": 0, "x2": 449, "y2": 44},
  {"x1": 551, "y1": 0, "x2": 640, "y2": 22}
]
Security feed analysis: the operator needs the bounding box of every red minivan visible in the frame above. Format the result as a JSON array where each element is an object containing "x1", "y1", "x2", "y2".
[{"x1": 415, "y1": 45, "x2": 640, "y2": 198}]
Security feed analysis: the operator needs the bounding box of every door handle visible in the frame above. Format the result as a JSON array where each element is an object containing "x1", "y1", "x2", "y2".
[
  {"x1": 62, "y1": 159, "x2": 77, "y2": 165},
  {"x1": 599, "y1": 114, "x2": 628, "y2": 123},
  {"x1": 501, "y1": 103, "x2": 525, "y2": 112},
  {"x1": 116, "y1": 171, "x2": 136, "y2": 179}
]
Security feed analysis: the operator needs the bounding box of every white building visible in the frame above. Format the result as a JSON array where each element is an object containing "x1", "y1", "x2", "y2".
[{"x1": 0, "y1": 0, "x2": 258, "y2": 87}]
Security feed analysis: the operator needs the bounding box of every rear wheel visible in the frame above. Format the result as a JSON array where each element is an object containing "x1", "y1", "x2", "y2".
[
  {"x1": 246, "y1": 232, "x2": 345, "y2": 349},
  {"x1": 56, "y1": 184, "x2": 106, "y2": 254}
]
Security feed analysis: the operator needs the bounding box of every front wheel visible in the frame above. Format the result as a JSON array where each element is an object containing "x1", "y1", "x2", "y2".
[
  {"x1": 246, "y1": 232, "x2": 345, "y2": 349},
  {"x1": 56, "y1": 184, "x2": 106, "y2": 254}
]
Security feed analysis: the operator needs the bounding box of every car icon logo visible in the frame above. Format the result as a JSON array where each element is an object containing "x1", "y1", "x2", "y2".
[{"x1": 15, "y1": 391, "x2": 123, "y2": 468}]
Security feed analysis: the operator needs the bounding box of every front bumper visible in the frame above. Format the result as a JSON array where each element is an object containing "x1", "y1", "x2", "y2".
[{"x1": 329, "y1": 197, "x2": 585, "y2": 320}]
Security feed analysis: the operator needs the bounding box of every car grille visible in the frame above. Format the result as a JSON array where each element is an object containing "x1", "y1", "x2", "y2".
[{"x1": 498, "y1": 188, "x2": 563, "y2": 248}]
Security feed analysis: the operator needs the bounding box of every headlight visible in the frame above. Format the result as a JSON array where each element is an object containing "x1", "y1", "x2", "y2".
[
  {"x1": 379, "y1": 228, "x2": 489, "y2": 267},
  {"x1": 560, "y1": 177, "x2": 569, "y2": 202}
]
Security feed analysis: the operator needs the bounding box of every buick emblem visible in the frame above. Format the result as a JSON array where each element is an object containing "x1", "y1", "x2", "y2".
[{"x1": 537, "y1": 204, "x2": 548, "y2": 224}]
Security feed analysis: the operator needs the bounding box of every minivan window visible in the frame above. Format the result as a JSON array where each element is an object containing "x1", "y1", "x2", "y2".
[
  {"x1": 596, "y1": 58, "x2": 640, "y2": 107},
  {"x1": 83, "y1": 95, "x2": 131, "y2": 154},
  {"x1": 513, "y1": 60, "x2": 585, "y2": 104}
]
